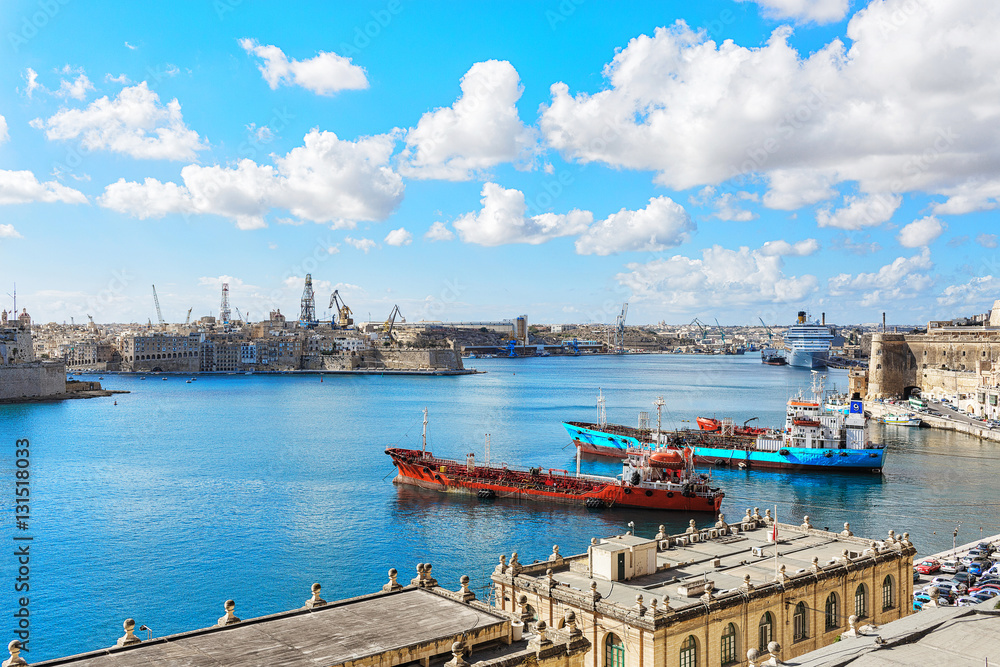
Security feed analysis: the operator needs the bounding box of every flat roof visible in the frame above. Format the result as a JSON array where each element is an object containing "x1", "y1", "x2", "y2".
[
  {"x1": 33, "y1": 588, "x2": 508, "y2": 667},
  {"x1": 555, "y1": 524, "x2": 896, "y2": 609}
]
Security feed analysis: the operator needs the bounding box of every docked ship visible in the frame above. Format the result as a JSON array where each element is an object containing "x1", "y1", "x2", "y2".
[
  {"x1": 761, "y1": 348, "x2": 788, "y2": 366},
  {"x1": 386, "y1": 410, "x2": 724, "y2": 512},
  {"x1": 563, "y1": 381, "x2": 886, "y2": 472},
  {"x1": 782, "y1": 311, "x2": 835, "y2": 369}
]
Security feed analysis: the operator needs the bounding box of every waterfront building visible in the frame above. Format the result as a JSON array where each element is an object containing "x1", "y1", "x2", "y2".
[
  {"x1": 491, "y1": 514, "x2": 914, "y2": 667},
  {"x1": 0, "y1": 309, "x2": 68, "y2": 400},
  {"x1": 10, "y1": 572, "x2": 590, "y2": 667},
  {"x1": 118, "y1": 332, "x2": 201, "y2": 373}
]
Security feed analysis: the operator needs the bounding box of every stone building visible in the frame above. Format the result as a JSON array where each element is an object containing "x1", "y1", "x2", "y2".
[
  {"x1": 12, "y1": 568, "x2": 590, "y2": 667},
  {"x1": 118, "y1": 332, "x2": 202, "y2": 373},
  {"x1": 492, "y1": 514, "x2": 914, "y2": 667}
]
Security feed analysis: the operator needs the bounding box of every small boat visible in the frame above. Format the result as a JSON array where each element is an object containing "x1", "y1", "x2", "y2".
[
  {"x1": 186, "y1": 380, "x2": 192, "y2": 384},
  {"x1": 140, "y1": 377, "x2": 146, "y2": 380},
  {"x1": 190, "y1": 378, "x2": 197, "y2": 382},
  {"x1": 882, "y1": 414, "x2": 921, "y2": 426},
  {"x1": 162, "y1": 377, "x2": 168, "y2": 381}
]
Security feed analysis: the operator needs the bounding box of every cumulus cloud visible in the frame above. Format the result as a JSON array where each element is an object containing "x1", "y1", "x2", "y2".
[
  {"x1": 0, "y1": 170, "x2": 88, "y2": 206},
  {"x1": 99, "y1": 129, "x2": 404, "y2": 230},
  {"x1": 239, "y1": 39, "x2": 368, "y2": 95},
  {"x1": 759, "y1": 238, "x2": 820, "y2": 256},
  {"x1": 0, "y1": 224, "x2": 23, "y2": 238},
  {"x1": 575, "y1": 196, "x2": 694, "y2": 256},
  {"x1": 398, "y1": 60, "x2": 537, "y2": 181},
  {"x1": 898, "y1": 216, "x2": 944, "y2": 248},
  {"x1": 453, "y1": 182, "x2": 591, "y2": 246},
  {"x1": 56, "y1": 68, "x2": 94, "y2": 100},
  {"x1": 34, "y1": 82, "x2": 207, "y2": 160},
  {"x1": 345, "y1": 236, "x2": 377, "y2": 253},
  {"x1": 384, "y1": 227, "x2": 413, "y2": 246},
  {"x1": 816, "y1": 193, "x2": 902, "y2": 230},
  {"x1": 539, "y1": 2, "x2": 1000, "y2": 213},
  {"x1": 23, "y1": 68, "x2": 42, "y2": 98},
  {"x1": 828, "y1": 248, "x2": 933, "y2": 306},
  {"x1": 425, "y1": 221, "x2": 455, "y2": 241},
  {"x1": 616, "y1": 241, "x2": 818, "y2": 309},
  {"x1": 736, "y1": 0, "x2": 849, "y2": 24},
  {"x1": 937, "y1": 275, "x2": 1000, "y2": 308}
]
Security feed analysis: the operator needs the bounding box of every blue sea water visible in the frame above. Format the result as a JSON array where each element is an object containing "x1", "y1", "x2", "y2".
[{"x1": 2, "y1": 354, "x2": 999, "y2": 661}]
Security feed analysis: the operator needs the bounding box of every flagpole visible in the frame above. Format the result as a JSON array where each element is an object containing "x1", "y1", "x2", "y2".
[{"x1": 774, "y1": 503, "x2": 779, "y2": 580}]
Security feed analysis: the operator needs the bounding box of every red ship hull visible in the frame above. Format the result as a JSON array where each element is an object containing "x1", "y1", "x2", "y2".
[{"x1": 385, "y1": 447, "x2": 723, "y2": 512}]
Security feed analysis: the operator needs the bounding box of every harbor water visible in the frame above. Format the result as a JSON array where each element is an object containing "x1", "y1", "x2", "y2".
[{"x1": 3, "y1": 354, "x2": 999, "y2": 661}]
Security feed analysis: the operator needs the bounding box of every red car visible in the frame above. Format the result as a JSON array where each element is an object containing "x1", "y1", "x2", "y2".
[{"x1": 916, "y1": 559, "x2": 941, "y2": 574}]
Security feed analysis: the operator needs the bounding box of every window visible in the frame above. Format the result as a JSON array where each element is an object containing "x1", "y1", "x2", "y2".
[
  {"x1": 855, "y1": 584, "x2": 868, "y2": 619},
  {"x1": 679, "y1": 635, "x2": 697, "y2": 667},
  {"x1": 758, "y1": 612, "x2": 774, "y2": 652},
  {"x1": 721, "y1": 623, "x2": 738, "y2": 665},
  {"x1": 825, "y1": 593, "x2": 839, "y2": 631},
  {"x1": 882, "y1": 575, "x2": 895, "y2": 610},
  {"x1": 604, "y1": 633, "x2": 624, "y2": 667},
  {"x1": 793, "y1": 602, "x2": 808, "y2": 640}
]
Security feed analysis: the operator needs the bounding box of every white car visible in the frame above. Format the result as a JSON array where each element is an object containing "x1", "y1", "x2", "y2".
[
  {"x1": 956, "y1": 596, "x2": 980, "y2": 607},
  {"x1": 940, "y1": 560, "x2": 960, "y2": 573}
]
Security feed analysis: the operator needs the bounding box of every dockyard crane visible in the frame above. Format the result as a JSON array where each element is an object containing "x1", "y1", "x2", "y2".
[
  {"x1": 383, "y1": 305, "x2": 405, "y2": 342},
  {"x1": 714, "y1": 318, "x2": 726, "y2": 345},
  {"x1": 758, "y1": 316, "x2": 775, "y2": 344},
  {"x1": 613, "y1": 302, "x2": 629, "y2": 353},
  {"x1": 152, "y1": 285, "x2": 165, "y2": 329},
  {"x1": 329, "y1": 290, "x2": 354, "y2": 329},
  {"x1": 690, "y1": 318, "x2": 709, "y2": 342},
  {"x1": 185, "y1": 308, "x2": 193, "y2": 326}
]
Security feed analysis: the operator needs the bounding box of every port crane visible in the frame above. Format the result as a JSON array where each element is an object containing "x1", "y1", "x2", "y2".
[
  {"x1": 758, "y1": 316, "x2": 775, "y2": 343},
  {"x1": 328, "y1": 290, "x2": 354, "y2": 329},
  {"x1": 185, "y1": 308, "x2": 193, "y2": 326},
  {"x1": 152, "y1": 285, "x2": 165, "y2": 329},
  {"x1": 690, "y1": 318, "x2": 709, "y2": 342},
  {"x1": 382, "y1": 305, "x2": 405, "y2": 342},
  {"x1": 714, "y1": 318, "x2": 727, "y2": 345},
  {"x1": 612, "y1": 302, "x2": 628, "y2": 353}
]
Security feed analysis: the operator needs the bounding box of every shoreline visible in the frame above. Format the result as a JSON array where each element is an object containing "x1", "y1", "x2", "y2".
[
  {"x1": 71, "y1": 368, "x2": 482, "y2": 377},
  {"x1": 0, "y1": 389, "x2": 129, "y2": 405},
  {"x1": 868, "y1": 401, "x2": 1000, "y2": 443}
]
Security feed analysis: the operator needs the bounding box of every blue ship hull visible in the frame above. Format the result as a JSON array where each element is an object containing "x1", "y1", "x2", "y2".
[{"x1": 563, "y1": 422, "x2": 885, "y2": 473}]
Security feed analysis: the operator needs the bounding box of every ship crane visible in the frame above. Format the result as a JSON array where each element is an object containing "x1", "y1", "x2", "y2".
[
  {"x1": 328, "y1": 290, "x2": 354, "y2": 329},
  {"x1": 383, "y1": 305, "x2": 405, "y2": 342},
  {"x1": 152, "y1": 285, "x2": 165, "y2": 329}
]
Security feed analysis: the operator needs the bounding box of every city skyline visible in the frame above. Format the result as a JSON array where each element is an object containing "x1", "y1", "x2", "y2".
[{"x1": 2, "y1": 0, "x2": 999, "y2": 326}]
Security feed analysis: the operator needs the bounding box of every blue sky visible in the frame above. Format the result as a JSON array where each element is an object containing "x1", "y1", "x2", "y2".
[{"x1": 1, "y1": 0, "x2": 999, "y2": 326}]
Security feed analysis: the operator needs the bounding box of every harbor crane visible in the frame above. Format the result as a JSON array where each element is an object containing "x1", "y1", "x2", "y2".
[
  {"x1": 612, "y1": 302, "x2": 628, "y2": 353},
  {"x1": 714, "y1": 318, "x2": 726, "y2": 345},
  {"x1": 758, "y1": 316, "x2": 775, "y2": 343},
  {"x1": 87, "y1": 314, "x2": 96, "y2": 330},
  {"x1": 185, "y1": 308, "x2": 193, "y2": 325},
  {"x1": 328, "y1": 290, "x2": 354, "y2": 329},
  {"x1": 690, "y1": 318, "x2": 709, "y2": 342},
  {"x1": 382, "y1": 305, "x2": 405, "y2": 342},
  {"x1": 152, "y1": 285, "x2": 165, "y2": 329}
]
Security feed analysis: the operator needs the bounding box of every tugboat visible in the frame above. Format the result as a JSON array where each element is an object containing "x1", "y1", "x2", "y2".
[{"x1": 386, "y1": 410, "x2": 724, "y2": 512}]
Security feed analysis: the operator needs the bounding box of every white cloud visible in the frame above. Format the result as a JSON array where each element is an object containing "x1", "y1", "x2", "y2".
[
  {"x1": 736, "y1": 0, "x2": 849, "y2": 24},
  {"x1": 106, "y1": 73, "x2": 130, "y2": 85},
  {"x1": 239, "y1": 39, "x2": 368, "y2": 95},
  {"x1": 384, "y1": 227, "x2": 413, "y2": 246},
  {"x1": 398, "y1": 60, "x2": 537, "y2": 181},
  {"x1": 0, "y1": 169, "x2": 88, "y2": 206},
  {"x1": 898, "y1": 216, "x2": 944, "y2": 248},
  {"x1": 539, "y1": 2, "x2": 1000, "y2": 212},
  {"x1": 0, "y1": 115, "x2": 7, "y2": 144},
  {"x1": 759, "y1": 238, "x2": 820, "y2": 256},
  {"x1": 425, "y1": 221, "x2": 455, "y2": 241},
  {"x1": 345, "y1": 236, "x2": 376, "y2": 253},
  {"x1": 575, "y1": 196, "x2": 694, "y2": 256},
  {"x1": 977, "y1": 233, "x2": 998, "y2": 248},
  {"x1": 22, "y1": 68, "x2": 42, "y2": 98},
  {"x1": 0, "y1": 224, "x2": 23, "y2": 239},
  {"x1": 816, "y1": 193, "x2": 902, "y2": 230},
  {"x1": 616, "y1": 241, "x2": 819, "y2": 309},
  {"x1": 56, "y1": 68, "x2": 94, "y2": 100},
  {"x1": 99, "y1": 129, "x2": 404, "y2": 229},
  {"x1": 125, "y1": 41, "x2": 137, "y2": 50},
  {"x1": 691, "y1": 186, "x2": 759, "y2": 221},
  {"x1": 453, "y1": 182, "x2": 592, "y2": 246},
  {"x1": 35, "y1": 82, "x2": 207, "y2": 160},
  {"x1": 937, "y1": 275, "x2": 1000, "y2": 308},
  {"x1": 828, "y1": 248, "x2": 933, "y2": 306}
]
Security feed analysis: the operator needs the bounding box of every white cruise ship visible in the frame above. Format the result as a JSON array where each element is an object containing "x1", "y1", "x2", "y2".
[{"x1": 782, "y1": 311, "x2": 834, "y2": 369}]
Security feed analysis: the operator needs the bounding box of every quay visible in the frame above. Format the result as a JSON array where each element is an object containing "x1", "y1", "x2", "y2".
[{"x1": 867, "y1": 400, "x2": 1000, "y2": 443}]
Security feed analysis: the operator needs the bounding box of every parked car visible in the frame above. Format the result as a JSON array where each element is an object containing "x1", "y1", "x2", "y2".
[
  {"x1": 972, "y1": 591, "x2": 1000, "y2": 603},
  {"x1": 940, "y1": 560, "x2": 960, "y2": 573},
  {"x1": 916, "y1": 559, "x2": 941, "y2": 574},
  {"x1": 913, "y1": 600, "x2": 923, "y2": 611},
  {"x1": 956, "y1": 596, "x2": 981, "y2": 607},
  {"x1": 977, "y1": 542, "x2": 998, "y2": 555},
  {"x1": 952, "y1": 572, "x2": 975, "y2": 584},
  {"x1": 913, "y1": 568, "x2": 920, "y2": 582},
  {"x1": 969, "y1": 584, "x2": 1000, "y2": 594},
  {"x1": 968, "y1": 562, "x2": 987, "y2": 576},
  {"x1": 914, "y1": 592, "x2": 933, "y2": 604}
]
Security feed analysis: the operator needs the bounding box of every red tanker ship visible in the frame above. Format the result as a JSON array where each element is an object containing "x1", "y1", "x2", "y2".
[{"x1": 385, "y1": 411, "x2": 723, "y2": 512}]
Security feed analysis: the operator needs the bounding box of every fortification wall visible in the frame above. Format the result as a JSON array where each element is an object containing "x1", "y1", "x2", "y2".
[
  {"x1": 0, "y1": 362, "x2": 66, "y2": 400},
  {"x1": 320, "y1": 347, "x2": 464, "y2": 372}
]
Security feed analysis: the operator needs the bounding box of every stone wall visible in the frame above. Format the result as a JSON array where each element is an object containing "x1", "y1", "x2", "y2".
[
  {"x1": 321, "y1": 347, "x2": 465, "y2": 372},
  {"x1": 0, "y1": 361, "x2": 66, "y2": 400}
]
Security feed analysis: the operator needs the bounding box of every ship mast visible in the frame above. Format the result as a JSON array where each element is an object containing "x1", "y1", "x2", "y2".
[
  {"x1": 422, "y1": 407, "x2": 428, "y2": 457},
  {"x1": 654, "y1": 396, "x2": 665, "y2": 446},
  {"x1": 597, "y1": 388, "x2": 607, "y2": 427}
]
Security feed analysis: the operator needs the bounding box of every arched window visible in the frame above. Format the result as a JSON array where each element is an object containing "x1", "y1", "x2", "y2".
[
  {"x1": 604, "y1": 633, "x2": 624, "y2": 667},
  {"x1": 758, "y1": 612, "x2": 774, "y2": 652},
  {"x1": 721, "y1": 623, "x2": 738, "y2": 665},
  {"x1": 855, "y1": 583, "x2": 868, "y2": 618},
  {"x1": 882, "y1": 575, "x2": 895, "y2": 610},
  {"x1": 793, "y1": 602, "x2": 808, "y2": 640},
  {"x1": 679, "y1": 635, "x2": 697, "y2": 667},
  {"x1": 825, "y1": 593, "x2": 839, "y2": 631}
]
